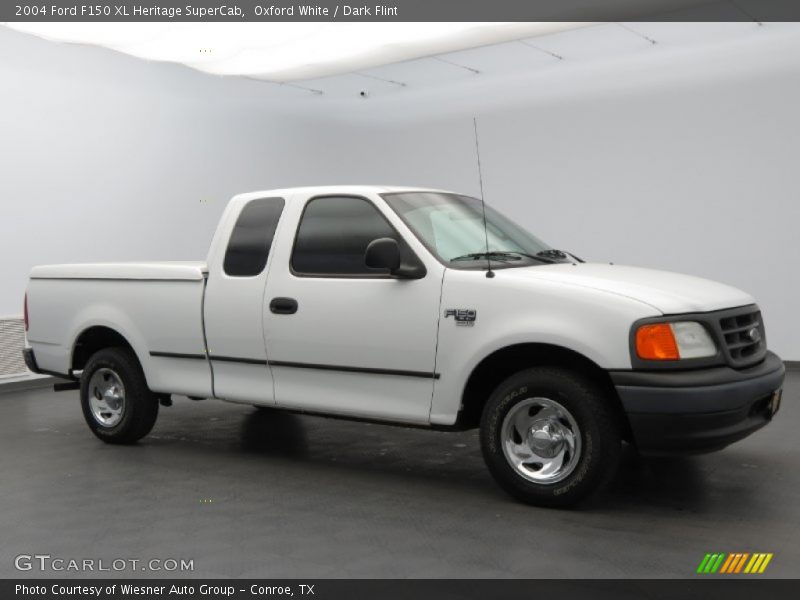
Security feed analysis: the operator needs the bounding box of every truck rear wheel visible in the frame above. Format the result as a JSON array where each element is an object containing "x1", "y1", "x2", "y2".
[
  {"x1": 80, "y1": 347, "x2": 159, "y2": 444},
  {"x1": 480, "y1": 367, "x2": 621, "y2": 508}
]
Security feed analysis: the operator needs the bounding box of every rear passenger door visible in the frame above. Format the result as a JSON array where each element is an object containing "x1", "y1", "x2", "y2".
[
  {"x1": 263, "y1": 193, "x2": 444, "y2": 423},
  {"x1": 204, "y1": 197, "x2": 285, "y2": 404}
]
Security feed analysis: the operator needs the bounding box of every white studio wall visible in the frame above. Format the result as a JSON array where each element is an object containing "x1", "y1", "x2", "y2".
[
  {"x1": 0, "y1": 27, "x2": 357, "y2": 319},
  {"x1": 1, "y1": 23, "x2": 798, "y2": 359}
]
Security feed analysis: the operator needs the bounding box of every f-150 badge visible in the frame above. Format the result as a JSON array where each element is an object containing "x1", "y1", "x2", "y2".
[{"x1": 445, "y1": 308, "x2": 476, "y2": 326}]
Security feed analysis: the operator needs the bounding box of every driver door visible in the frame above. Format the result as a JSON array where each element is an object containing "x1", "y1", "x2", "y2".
[{"x1": 262, "y1": 193, "x2": 444, "y2": 423}]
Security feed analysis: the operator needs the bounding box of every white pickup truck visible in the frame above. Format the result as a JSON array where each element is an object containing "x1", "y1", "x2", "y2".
[{"x1": 23, "y1": 186, "x2": 784, "y2": 507}]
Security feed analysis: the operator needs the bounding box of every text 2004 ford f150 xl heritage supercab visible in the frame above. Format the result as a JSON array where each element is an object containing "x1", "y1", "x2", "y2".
[{"x1": 23, "y1": 186, "x2": 785, "y2": 507}]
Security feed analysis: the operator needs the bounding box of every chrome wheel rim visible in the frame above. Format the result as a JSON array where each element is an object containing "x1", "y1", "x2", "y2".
[
  {"x1": 501, "y1": 397, "x2": 581, "y2": 484},
  {"x1": 87, "y1": 368, "x2": 126, "y2": 427}
]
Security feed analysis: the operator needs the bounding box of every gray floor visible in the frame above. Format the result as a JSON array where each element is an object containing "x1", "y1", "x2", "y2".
[{"x1": 1, "y1": 372, "x2": 797, "y2": 579}]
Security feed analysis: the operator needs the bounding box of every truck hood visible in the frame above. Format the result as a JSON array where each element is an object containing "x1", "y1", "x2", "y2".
[{"x1": 516, "y1": 263, "x2": 754, "y2": 314}]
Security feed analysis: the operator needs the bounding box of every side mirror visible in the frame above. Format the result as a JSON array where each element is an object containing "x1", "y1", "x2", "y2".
[
  {"x1": 365, "y1": 237, "x2": 401, "y2": 272},
  {"x1": 365, "y1": 238, "x2": 426, "y2": 279}
]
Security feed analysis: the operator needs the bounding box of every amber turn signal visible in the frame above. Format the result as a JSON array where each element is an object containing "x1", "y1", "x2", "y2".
[{"x1": 635, "y1": 323, "x2": 679, "y2": 360}]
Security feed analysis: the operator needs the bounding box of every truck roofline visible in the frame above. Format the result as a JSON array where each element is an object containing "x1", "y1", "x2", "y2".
[{"x1": 229, "y1": 185, "x2": 467, "y2": 204}]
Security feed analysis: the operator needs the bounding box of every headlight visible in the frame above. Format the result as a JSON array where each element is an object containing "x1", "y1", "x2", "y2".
[{"x1": 635, "y1": 321, "x2": 717, "y2": 360}]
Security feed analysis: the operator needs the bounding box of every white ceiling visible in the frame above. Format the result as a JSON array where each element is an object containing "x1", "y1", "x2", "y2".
[
  {"x1": 289, "y1": 21, "x2": 778, "y2": 99},
  {"x1": 0, "y1": 22, "x2": 587, "y2": 81},
  {"x1": 3, "y1": 20, "x2": 799, "y2": 118}
]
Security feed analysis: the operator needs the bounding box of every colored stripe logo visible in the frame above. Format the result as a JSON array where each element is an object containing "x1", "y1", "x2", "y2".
[{"x1": 697, "y1": 553, "x2": 773, "y2": 574}]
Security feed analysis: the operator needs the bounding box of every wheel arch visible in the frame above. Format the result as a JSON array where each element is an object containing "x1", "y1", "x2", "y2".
[
  {"x1": 457, "y1": 342, "x2": 631, "y2": 439},
  {"x1": 71, "y1": 325, "x2": 140, "y2": 373}
]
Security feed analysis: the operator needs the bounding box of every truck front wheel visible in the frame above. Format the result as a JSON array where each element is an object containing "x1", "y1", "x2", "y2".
[
  {"x1": 480, "y1": 367, "x2": 621, "y2": 507},
  {"x1": 80, "y1": 347, "x2": 159, "y2": 444}
]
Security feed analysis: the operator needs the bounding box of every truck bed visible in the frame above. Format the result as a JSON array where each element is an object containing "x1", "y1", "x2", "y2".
[
  {"x1": 30, "y1": 261, "x2": 208, "y2": 281},
  {"x1": 26, "y1": 261, "x2": 212, "y2": 398}
]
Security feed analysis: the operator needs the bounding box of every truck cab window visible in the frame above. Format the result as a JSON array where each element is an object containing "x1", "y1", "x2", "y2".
[
  {"x1": 291, "y1": 196, "x2": 402, "y2": 276},
  {"x1": 223, "y1": 197, "x2": 285, "y2": 277}
]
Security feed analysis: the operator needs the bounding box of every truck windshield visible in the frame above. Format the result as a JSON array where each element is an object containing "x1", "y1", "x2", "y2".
[{"x1": 382, "y1": 191, "x2": 558, "y2": 268}]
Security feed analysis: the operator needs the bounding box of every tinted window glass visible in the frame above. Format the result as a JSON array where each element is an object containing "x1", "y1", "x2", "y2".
[
  {"x1": 223, "y1": 197, "x2": 285, "y2": 277},
  {"x1": 291, "y1": 196, "x2": 399, "y2": 276}
]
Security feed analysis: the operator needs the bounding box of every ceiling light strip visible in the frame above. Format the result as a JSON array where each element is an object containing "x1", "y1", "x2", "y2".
[
  {"x1": 430, "y1": 56, "x2": 481, "y2": 75},
  {"x1": 356, "y1": 72, "x2": 407, "y2": 87},
  {"x1": 242, "y1": 75, "x2": 324, "y2": 95},
  {"x1": 614, "y1": 23, "x2": 658, "y2": 45},
  {"x1": 516, "y1": 40, "x2": 564, "y2": 60},
  {"x1": 279, "y1": 81, "x2": 325, "y2": 95}
]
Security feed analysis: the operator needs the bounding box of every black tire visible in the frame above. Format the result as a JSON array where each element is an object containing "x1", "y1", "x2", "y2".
[
  {"x1": 80, "y1": 347, "x2": 159, "y2": 444},
  {"x1": 480, "y1": 367, "x2": 621, "y2": 508}
]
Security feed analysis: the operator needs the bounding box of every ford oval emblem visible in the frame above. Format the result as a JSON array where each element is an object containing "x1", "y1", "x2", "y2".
[{"x1": 747, "y1": 327, "x2": 761, "y2": 343}]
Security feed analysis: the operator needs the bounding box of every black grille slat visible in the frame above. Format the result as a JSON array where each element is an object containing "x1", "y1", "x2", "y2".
[
  {"x1": 726, "y1": 340, "x2": 756, "y2": 350},
  {"x1": 717, "y1": 307, "x2": 765, "y2": 368},
  {"x1": 720, "y1": 322, "x2": 760, "y2": 335}
]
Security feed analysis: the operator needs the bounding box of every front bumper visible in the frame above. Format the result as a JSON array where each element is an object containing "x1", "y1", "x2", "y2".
[{"x1": 611, "y1": 351, "x2": 785, "y2": 455}]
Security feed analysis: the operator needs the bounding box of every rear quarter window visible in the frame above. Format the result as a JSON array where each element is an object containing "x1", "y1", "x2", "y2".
[{"x1": 223, "y1": 197, "x2": 285, "y2": 277}]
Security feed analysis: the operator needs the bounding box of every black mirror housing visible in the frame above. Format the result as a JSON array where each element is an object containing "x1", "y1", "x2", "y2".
[
  {"x1": 365, "y1": 237, "x2": 401, "y2": 272},
  {"x1": 364, "y1": 238, "x2": 426, "y2": 279}
]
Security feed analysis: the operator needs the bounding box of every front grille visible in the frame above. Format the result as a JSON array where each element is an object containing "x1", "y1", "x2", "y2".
[{"x1": 718, "y1": 308, "x2": 766, "y2": 367}]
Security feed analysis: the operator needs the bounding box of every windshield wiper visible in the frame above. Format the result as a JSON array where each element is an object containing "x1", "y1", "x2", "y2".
[
  {"x1": 450, "y1": 251, "x2": 520, "y2": 263},
  {"x1": 450, "y1": 251, "x2": 554, "y2": 263},
  {"x1": 536, "y1": 249, "x2": 584, "y2": 263}
]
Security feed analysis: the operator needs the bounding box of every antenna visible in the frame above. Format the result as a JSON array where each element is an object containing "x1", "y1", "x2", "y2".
[{"x1": 472, "y1": 117, "x2": 494, "y2": 279}]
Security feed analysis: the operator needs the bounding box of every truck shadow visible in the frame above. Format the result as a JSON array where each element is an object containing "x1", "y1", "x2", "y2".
[
  {"x1": 235, "y1": 407, "x2": 755, "y2": 513},
  {"x1": 240, "y1": 408, "x2": 309, "y2": 458},
  {"x1": 600, "y1": 447, "x2": 710, "y2": 509}
]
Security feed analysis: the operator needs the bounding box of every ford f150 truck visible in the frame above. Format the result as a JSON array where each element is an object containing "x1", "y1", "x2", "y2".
[{"x1": 23, "y1": 186, "x2": 785, "y2": 507}]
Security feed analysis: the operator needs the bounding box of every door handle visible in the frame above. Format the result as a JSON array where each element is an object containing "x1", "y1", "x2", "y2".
[{"x1": 270, "y1": 297, "x2": 298, "y2": 315}]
